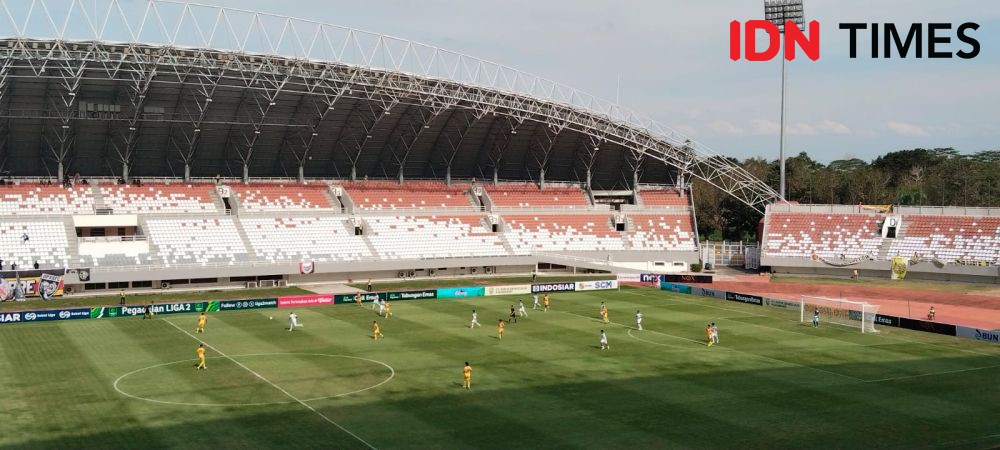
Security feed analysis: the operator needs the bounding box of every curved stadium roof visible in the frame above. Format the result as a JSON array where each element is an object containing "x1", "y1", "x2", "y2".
[{"x1": 0, "y1": 0, "x2": 779, "y2": 210}]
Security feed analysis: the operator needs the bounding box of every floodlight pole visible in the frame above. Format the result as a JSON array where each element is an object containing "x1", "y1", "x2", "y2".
[
  {"x1": 779, "y1": 51, "x2": 787, "y2": 201},
  {"x1": 764, "y1": 0, "x2": 805, "y2": 201}
]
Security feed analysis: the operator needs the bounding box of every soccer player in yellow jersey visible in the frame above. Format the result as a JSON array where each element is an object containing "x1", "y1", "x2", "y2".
[
  {"x1": 384, "y1": 301, "x2": 393, "y2": 318},
  {"x1": 543, "y1": 294, "x2": 550, "y2": 312},
  {"x1": 196, "y1": 312, "x2": 207, "y2": 333},
  {"x1": 706, "y1": 324, "x2": 714, "y2": 347},
  {"x1": 355, "y1": 292, "x2": 362, "y2": 306},
  {"x1": 372, "y1": 320, "x2": 384, "y2": 340},
  {"x1": 196, "y1": 344, "x2": 207, "y2": 370},
  {"x1": 599, "y1": 302, "x2": 609, "y2": 324},
  {"x1": 463, "y1": 362, "x2": 472, "y2": 389},
  {"x1": 497, "y1": 319, "x2": 505, "y2": 340}
]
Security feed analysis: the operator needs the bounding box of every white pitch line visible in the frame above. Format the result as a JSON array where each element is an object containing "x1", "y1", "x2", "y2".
[
  {"x1": 863, "y1": 363, "x2": 1000, "y2": 384},
  {"x1": 164, "y1": 320, "x2": 377, "y2": 450},
  {"x1": 628, "y1": 289, "x2": 1000, "y2": 359},
  {"x1": 560, "y1": 310, "x2": 867, "y2": 383}
]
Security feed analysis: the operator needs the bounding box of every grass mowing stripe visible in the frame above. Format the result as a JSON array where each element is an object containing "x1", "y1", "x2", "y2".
[
  {"x1": 627, "y1": 288, "x2": 1000, "y2": 358},
  {"x1": 560, "y1": 310, "x2": 869, "y2": 383},
  {"x1": 163, "y1": 319, "x2": 378, "y2": 450},
  {"x1": 863, "y1": 363, "x2": 1000, "y2": 384}
]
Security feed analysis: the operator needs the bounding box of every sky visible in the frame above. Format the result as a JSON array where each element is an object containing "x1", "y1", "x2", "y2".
[{"x1": 30, "y1": 0, "x2": 1000, "y2": 163}]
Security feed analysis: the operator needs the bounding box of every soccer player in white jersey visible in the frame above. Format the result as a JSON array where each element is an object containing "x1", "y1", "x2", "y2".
[
  {"x1": 470, "y1": 310, "x2": 481, "y2": 328},
  {"x1": 288, "y1": 312, "x2": 303, "y2": 331},
  {"x1": 711, "y1": 322, "x2": 719, "y2": 344},
  {"x1": 518, "y1": 300, "x2": 527, "y2": 318},
  {"x1": 532, "y1": 293, "x2": 540, "y2": 310},
  {"x1": 599, "y1": 329, "x2": 609, "y2": 350},
  {"x1": 371, "y1": 296, "x2": 380, "y2": 311},
  {"x1": 378, "y1": 299, "x2": 386, "y2": 317},
  {"x1": 635, "y1": 310, "x2": 643, "y2": 331},
  {"x1": 812, "y1": 307, "x2": 820, "y2": 328}
]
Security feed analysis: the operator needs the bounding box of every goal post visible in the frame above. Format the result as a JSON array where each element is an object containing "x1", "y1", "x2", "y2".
[{"x1": 800, "y1": 296, "x2": 880, "y2": 333}]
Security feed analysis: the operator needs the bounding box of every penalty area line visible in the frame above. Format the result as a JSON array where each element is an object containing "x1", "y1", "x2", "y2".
[{"x1": 163, "y1": 319, "x2": 377, "y2": 450}]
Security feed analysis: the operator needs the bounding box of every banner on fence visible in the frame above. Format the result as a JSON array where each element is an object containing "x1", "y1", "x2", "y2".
[
  {"x1": 725, "y1": 292, "x2": 763, "y2": 306},
  {"x1": 764, "y1": 298, "x2": 799, "y2": 310},
  {"x1": 955, "y1": 326, "x2": 1000, "y2": 344},
  {"x1": 659, "y1": 281, "x2": 692, "y2": 294},
  {"x1": 576, "y1": 280, "x2": 618, "y2": 291},
  {"x1": 208, "y1": 298, "x2": 278, "y2": 311},
  {"x1": 278, "y1": 294, "x2": 334, "y2": 308},
  {"x1": 897, "y1": 317, "x2": 957, "y2": 336},
  {"x1": 485, "y1": 284, "x2": 532, "y2": 296},
  {"x1": 437, "y1": 287, "x2": 486, "y2": 299},
  {"x1": 531, "y1": 282, "x2": 576, "y2": 293},
  {"x1": 692, "y1": 286, "x2": 727, "y2": 299},
  {"x1": 334, "y1": 292, "x2": 382, "y2": 304},
  {"x1": 616, "y1": 274, "x2": 642, "y2": 282},
  {"x1": 387, "y1": 289, "x2": 437, "y2": 301},
  {"x1": 0, "y1": 272, "x2": 66, "y2": 299},
  {"x1": 0, "y1": 307, "x2": 91, "y2": 324}
]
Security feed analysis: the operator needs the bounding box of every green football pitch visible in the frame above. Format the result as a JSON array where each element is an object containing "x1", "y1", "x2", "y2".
[{"x1": 2, "y1": 288, "x2": 999, "y2": 449}]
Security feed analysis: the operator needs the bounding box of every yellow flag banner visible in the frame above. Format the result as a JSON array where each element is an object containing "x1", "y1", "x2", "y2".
[{"x1": 891, "y1": 256, "x2": 909, "y2": 280}]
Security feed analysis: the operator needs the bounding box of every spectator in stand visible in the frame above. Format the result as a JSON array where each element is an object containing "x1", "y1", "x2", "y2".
[{"x1": 33, "y1": 261, "x2": 39, "y2": 270}]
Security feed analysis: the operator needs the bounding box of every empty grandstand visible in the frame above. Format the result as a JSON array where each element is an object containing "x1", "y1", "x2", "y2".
[
  {"x1": 761, "y1": 204, "x2": 1000, "y2": 282},
  {"x1": 0, "y1": 0, "x2": 775, "y2": 294}
]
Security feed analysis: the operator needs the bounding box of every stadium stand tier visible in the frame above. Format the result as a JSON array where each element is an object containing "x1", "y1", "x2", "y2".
[
  {"x1": 236, "y1": 184, "x2": 334, "y2": 211},
  {"x1": 502, "y1": 214, "x2": 626, "y2": 252},
  {"x1": 764, "y1": 212, "x2": 884, "y2": 259},
  {"x1": 241, "y1": 216, "x2": 372, "y2": 263},
  {"x1": 145, "y1": 218, "x2": 248, "y2": 266},
  {"x1": 762, "y1": 204, "x2": 1000, "y2": 282},
  {"x1": 102, "y1": 183, "x2": 218, "y2": 213},
  {"x1": 627, "y1": 214, "x2": 698, "y2": 251},
  {"x1": 486, "y1": 184, "x2": 589, "y2": 208},
  {"x1": 0, "y1": 221, "x2": 70, "y2": 269},
  {"x1": 638, "y1": 188, "x2": 690, "y2": 208},
  {"x1": 365, "y1": 215, "x2": 510, "y2": 259},
  {"x1": 0, "y1": 184, "x2": 94, "y2": 215},
  {"x1": 343, "y1": 181, "x2": 475, "y2": 210},
  {"x1": 889, "y1": 215, "x2": 1000, "y2": 264}
]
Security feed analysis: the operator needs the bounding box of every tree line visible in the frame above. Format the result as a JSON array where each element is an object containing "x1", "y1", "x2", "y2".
[{"x1": 692, "y1": 148, "x2": 1000, "y2": 242}]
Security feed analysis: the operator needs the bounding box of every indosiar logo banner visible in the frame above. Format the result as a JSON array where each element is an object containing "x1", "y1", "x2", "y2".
[
  {"x1": 437, "y1": 287, "x2": 486, "y2": 299},
  {"x1": 531, "y1": 282, "x2": 576, "y2": 293}
]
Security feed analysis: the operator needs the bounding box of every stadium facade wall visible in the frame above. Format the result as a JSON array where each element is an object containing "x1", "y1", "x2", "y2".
[{"x1": 763, "y1": 257, "x2": 1000, "y2": 284}]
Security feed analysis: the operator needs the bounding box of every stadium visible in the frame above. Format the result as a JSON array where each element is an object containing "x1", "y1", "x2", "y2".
[{"x1": 0, "y1": 1, "x2": 998, "y2": 449}]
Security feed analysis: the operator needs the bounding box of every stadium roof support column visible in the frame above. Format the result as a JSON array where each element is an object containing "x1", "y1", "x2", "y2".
[
  {"x1": 42, "y1": 58, "x2": 83, "y2": 182},
  {"x1": 580, "y1": 135, "x2": 604, "y2": 190},
  {"x1": 482, "y1": 117, "x2": 521, "y2": 185},
  {"x1": 172, "y1": 67, "x2": 224, "y2": 182},
  {"x1": 292, "y1": 81, "x2": 350, "y2": 182},
  {"x1": 625, "y1": 148, "x2": 646, "y2": 191},
  {"x1": 235, "y1": 64, "x2": 291, "y2": 183},
  {"x1": 390, "y1": 108, "x2": 440, "y2": 184},
  {"x1": 113, "y1": 54, "x2": 158, "y2": 182},
  {"x1": 531, "y1": 123, "x2": 564, "y2": 189},
  {"x1": 344, "y1": 102, "x2": 393, "y2": 181},
  {"x1": 430, "y1": 109, "x2": 483, "y2": 186}
]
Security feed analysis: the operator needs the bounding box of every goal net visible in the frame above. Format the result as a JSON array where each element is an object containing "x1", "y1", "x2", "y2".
[{"x1": 800, "y1": 296, "x2": 880, "y2": 333}]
